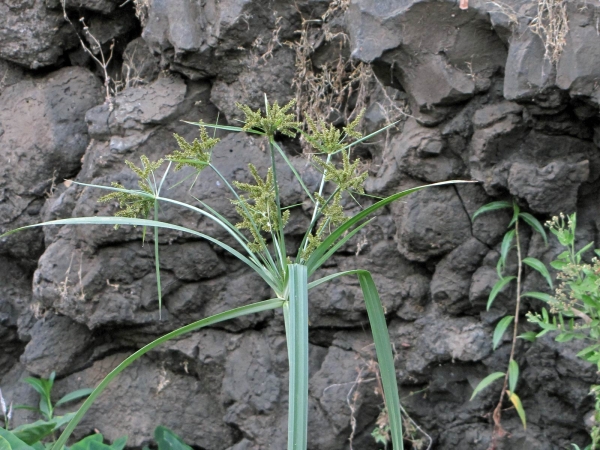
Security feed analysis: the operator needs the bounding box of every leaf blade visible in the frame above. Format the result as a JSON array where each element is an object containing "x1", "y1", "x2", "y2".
[
  {"x1": 493, "y1": 316, "x2": 514, "y2": 350},
  {"x1": 487, "y1": 276, "x2": 516, "y2": 310},
  {"x1": 508, "y1": 359, "x2": 519, "y2": 393},
  {"x1": 472, "y1": 201, "x2": 512, "y2": 221},
  {"x1": 51, "y1": 298, "x2": 285, "y2": 450},
  {"x1": 470, "y1": 372, "x2": 505, "y2": 400},
  {"x1": 522, "y1": 257, "x2": 553, "y2": 289}
]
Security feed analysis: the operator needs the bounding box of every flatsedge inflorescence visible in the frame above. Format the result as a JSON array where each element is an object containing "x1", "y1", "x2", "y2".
[
  {"x1": 167, "y1": 125, "x2": 219, "y2": 172},
  {"x1": 98, "y1": 100, "x2": 370, "y2": 262},
  {"x1": 98, "y1": 155, "x2": 163, "y2": 227},
  {"x1": 236, "y1": 98, "x2": 301, "y2": 138},
  {"x1": 231, "y1": 164, "x2": 290, "y2": 252}
]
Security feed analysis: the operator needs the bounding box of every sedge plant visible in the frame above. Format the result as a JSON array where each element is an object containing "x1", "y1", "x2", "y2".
[{"x1": 1, "y1": 97, "x2": 470, "y2": 450}]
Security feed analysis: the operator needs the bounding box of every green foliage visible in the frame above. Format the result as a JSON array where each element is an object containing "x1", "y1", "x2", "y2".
[
  {"x1": 167, "y1": 126, "x2": 218, "y2": 172},
  {"x1": 97, "y1": 156, "x2": 164, "y2": 227},
  {"x1": 471, "y1": 200, "x2": 550, "y2": 432},
  {"x1": 236, "y1": 97, "x2": 300, "y2": 138},
  {"x1": 522, "y1": 212, "x2": 600, "y2": 449},
  {"x1": 231, "y1": 164, "x2": 290, "y2": 252},
  {"x1": 2, "y1": 97, "x2": 472, "y2": 450}
]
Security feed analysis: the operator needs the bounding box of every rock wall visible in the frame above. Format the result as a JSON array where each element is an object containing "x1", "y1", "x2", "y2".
[{"x1": 1, "y1": 0, "x2": 600, "y2": 449}]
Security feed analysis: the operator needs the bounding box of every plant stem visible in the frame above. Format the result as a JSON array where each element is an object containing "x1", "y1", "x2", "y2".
[
  {"x1": 491, "y1": 220, "x2": 523, "y2": 448},
  {"x1": 285, "y1": 264, "x2": 309, "y2": 450}
]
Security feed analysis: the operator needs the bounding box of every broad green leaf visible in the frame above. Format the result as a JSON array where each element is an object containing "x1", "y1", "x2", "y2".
[
  {"x1": 55, "y1": 389, "x2": 94, "y2": 407},
  {"x1": 519, "y1": 213, "x2": 547, "y2": 245},
  {"x1": 550, "y1": 260, "x2": 568, "y2": 270},
  {"x1": 470, "y1": 372, "x2": 505, "y2": 400},
  {"x1": 522, "y1": 291, "x2": 554, "y2": 303},
  {"x1": 285, "y1": 265, "x2": 309, "y2": 450},
  {"x1": 0, "y1": 429, "x2": 35, "y2": 450},
  {"x1": 507, "y1": 390, "x2": 527, "y2": 428},
  {"x1": 522, "y1": 257, "x2": 553, "y2": 289},
  {"x1": 154, "y1": 427, "x2": 191, "y2": 450},
  {"x1": 472, "y1": 201, "x2": 512, "y2": 221},
  {"x1": 307, "y1": 180, "x2": 474, "y2": 275},
  {"x1": 519, "y1": 331, "x2": 538, "y2": 342},
  {"x1": 487, "y1": 276, "x2": 515, "y2": 310},
  {"x1": 22, "y1": 379, "x2": 45, "y2": 398},
  {"x1": 508, "y1": 360, "x2": 519, "y2": 393},
  {"x1": 499, "y1": 229, "x2": 515, "y2": 273},
  {"x1": 69, "y1": 434, "x2": 103, "y2": 450},
  {"x1": 12, "y1": 421, "x2": 56, "y2": 445},
  {"x1": 108, "y1": 437, "x2": 126, "y2": 450},
  {"x1": 51, "y1": 299, "x2": 285, "y2": 450},
  {"x1": 0, "y1": 435, "x2": 11, "y2": 450},
  {"x1": 493, "y1": 316, "x2": 514, "y2": 350},
  {"x1": 357, "y1": 271, "x2": 403, "y2": 450}
]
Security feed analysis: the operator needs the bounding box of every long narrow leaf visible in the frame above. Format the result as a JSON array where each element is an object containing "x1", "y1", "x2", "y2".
[
  {"x1": 286, "y1": 265, "x2": 309, "y2": 450},
  {"x1": 493, "y1": 316, "x2": 514, "y2": 350},
  {"x1": 310, "y1": 219, "x2": 374, "y2": 271},
  {"x1": 55, "y1": 389, "x2": 93, "y2": 406},
  {"x1": 357, "y1": 271, "x2": 403, "y2": 450},
  {"x1": 522, "y1": 257, "x2": 553, "y2": 289},
  {"x1": 307, "y1": 180, "x2": 474, "y2": 275},
  {"x1": 51, "y1": 299, "x2": 285, "y2": 450},
  {"x1": 1, "y1": 217, "x2": 279, "y2": 300},
  {"x1": 499, "y1": 229, "x2": 515, "y2": 274},
  {"x1": 508, "y1": 360, "x2": 519, "y2": 393},
  {"x1": 470, "y1": 372, "x2": 505, "y2": 400},
  {"x1": 487, "y1": 276, "x2": 516, "y2": 310},
  {"x1": 271, "y1": 140, "x2": 315, "y2": 202},
  {"x1": 519, "y1": 213, "x2": 547, "y2": 245},
  {"x1": 307, "y1": 270, "x2": 363, "y2": 290},
  {"x1": 521, "y1": 291, "x2": 554, "y2": 303},
  {"x1": 472, "y1": 201, "x2": 512, "y2": 221},
  {"x1": 507, "y1": 390, "x2": 527, "y2": 428}
]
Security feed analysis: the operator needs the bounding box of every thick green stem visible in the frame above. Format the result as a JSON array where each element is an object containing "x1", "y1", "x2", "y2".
[{"x1": 285, "y1": 264, "x2": 309, "y2": 450}]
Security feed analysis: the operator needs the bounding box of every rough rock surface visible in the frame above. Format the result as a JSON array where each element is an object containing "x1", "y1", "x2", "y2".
[{"x1": 2, "y1": 0, "x2": 600, "y2": 449}]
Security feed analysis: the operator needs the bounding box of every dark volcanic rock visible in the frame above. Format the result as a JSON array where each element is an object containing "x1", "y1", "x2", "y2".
[
  {"x1": 0, "y1": 0, "x2": 74, "y2": 68},
  {"x1": 0, "y1": 67, "x2": 103, "y2": 262}
]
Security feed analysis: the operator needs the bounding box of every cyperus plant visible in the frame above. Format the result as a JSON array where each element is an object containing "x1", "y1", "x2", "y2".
[{"x1": 2, "y1": 97, "x2": 469, "y2": 450}]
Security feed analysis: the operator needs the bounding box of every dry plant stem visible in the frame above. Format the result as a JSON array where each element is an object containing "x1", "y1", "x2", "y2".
[
  {"x1": 490, "y1": 220, "x2": 523, "y2": 449},
  {"x1": 61, "y1": 1, "x2": 115, "y2": 106}
]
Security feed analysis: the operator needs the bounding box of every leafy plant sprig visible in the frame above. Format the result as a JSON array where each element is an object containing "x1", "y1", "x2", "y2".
[{"x1": 470, "y1": 201, "x2": 550, "y2": 442}]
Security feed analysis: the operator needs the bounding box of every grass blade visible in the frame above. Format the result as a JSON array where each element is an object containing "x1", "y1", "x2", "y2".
[
  {"x1": 357, "y1": 271, "x2": 403, "y2": 450},
  {"x1": 493, "y1": 315, "x2": 514, "y2": 350},
  {"x1": 286, "y1": 264, "x2": 309, "y2": 450},
  {"x1": 1, "y1": 217, "x2": 279, "y2": 292},
  {"x1": 50, "y1": 298, "x2": 285, "y2": 450},
  {"x1": 307, "y1": 180, "x2": 475, "y2": 275},
  {"x1": 470, "y1": 372, "x2": 505, "y2": 400},
  {"x1": 271, "y1": 140, "x2": 315, "y2": 203}
]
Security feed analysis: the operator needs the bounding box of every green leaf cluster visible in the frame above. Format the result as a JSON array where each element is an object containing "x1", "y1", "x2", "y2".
[
  {"x1": 167, "y1": 125, "x2": 218, "y2": 172},
  {"x1": 236, "y1": 98, "x2": 300, "y2": 138},
  {"x1": 231, "y1": 164, "x2": 290, "y2": 252},
  {"x1": 98, "y1": 156, "x2": 163, "y2": 226}
]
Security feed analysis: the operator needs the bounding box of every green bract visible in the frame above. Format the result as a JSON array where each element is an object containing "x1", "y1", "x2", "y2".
[{"x1": 1, "y1": 98, "x2": 472, "y2": 450}]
